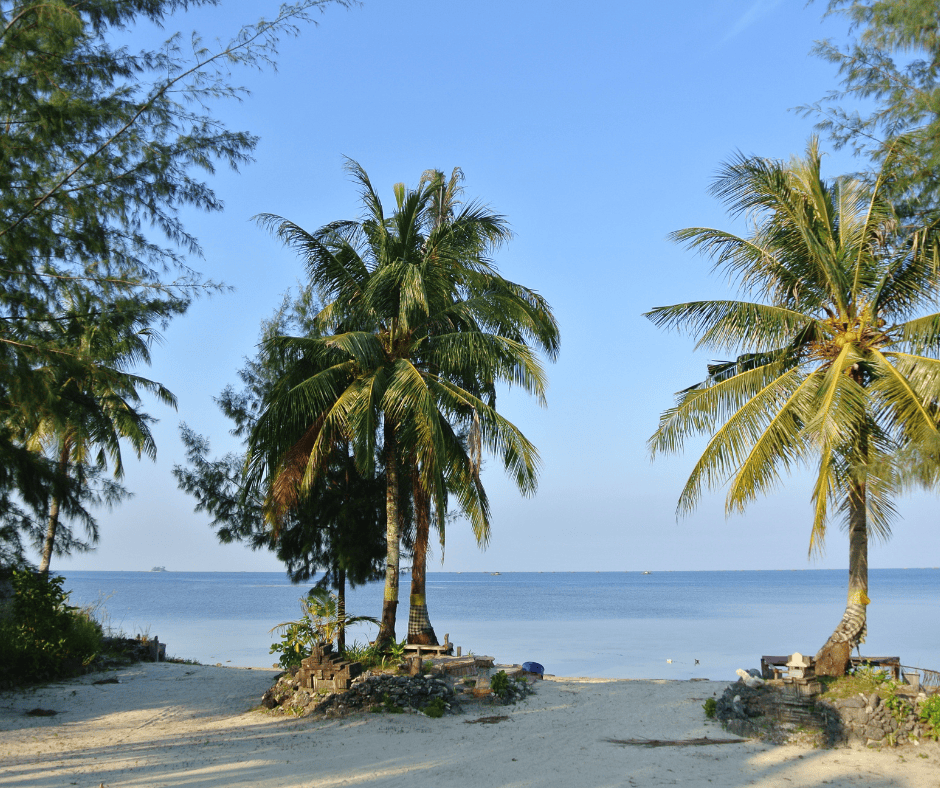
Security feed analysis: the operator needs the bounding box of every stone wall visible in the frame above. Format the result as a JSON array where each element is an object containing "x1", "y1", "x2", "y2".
[
  {"x1": 716, "y1": 680, "x2": 938, "y2": 747},
  {"x1": 817, "y1": 691, "x2": 934, "y2": 746}
]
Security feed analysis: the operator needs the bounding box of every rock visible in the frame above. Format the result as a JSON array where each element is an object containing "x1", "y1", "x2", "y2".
[
  {"x1": 261, "y1": 672, "x2": 478, "y2": 718},
  {"x1": 260, "y1": 688, "x2": 278, "y2": 709},
  {"x1": 839, "y1": 696, "x2": 865, "y2": 708}
]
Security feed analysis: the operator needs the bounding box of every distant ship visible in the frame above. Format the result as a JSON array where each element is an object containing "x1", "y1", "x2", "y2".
[
  {"x1": 490, "y1": 572, "x2": 501, "y2": 576},
  {"x1": 151, "y1": 566, "x2": 167, "y2": 572},
  {"x1": 642, "y1": 571, "x2": 652, "y2": 575}
]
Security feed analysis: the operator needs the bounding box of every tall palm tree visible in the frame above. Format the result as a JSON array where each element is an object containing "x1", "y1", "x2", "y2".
[
  {"x1": 647, "y1": 139, "x2": 940, "y2": 675},
  {"x1": 21, "y1": 289, "x2": 180, "y2": 573},
  {"x1": 248, "y1": 160, "x2": 559, "y2": 647}
]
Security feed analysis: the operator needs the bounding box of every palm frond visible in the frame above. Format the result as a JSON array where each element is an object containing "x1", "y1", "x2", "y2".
[{"x1": 644, "y1": 300, "x2": 812, "y2": 354}]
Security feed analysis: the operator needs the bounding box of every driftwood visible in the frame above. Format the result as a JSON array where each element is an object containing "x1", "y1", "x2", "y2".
[
  {"x1": 465, "y1": 715, "x2": 509, "y2": 725},
  {"x1": 604, "y1": 736, "x2": 746, "y2": 747}
]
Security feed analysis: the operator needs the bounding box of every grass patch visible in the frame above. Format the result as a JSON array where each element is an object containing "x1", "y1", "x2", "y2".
[{"x1": 818, "y1": 664, "x2": 897, "y2": 699}]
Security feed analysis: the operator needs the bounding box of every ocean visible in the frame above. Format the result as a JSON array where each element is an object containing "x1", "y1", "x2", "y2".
[{"x1": 60, "y1": 569, "x2": 940, "y2": 681}]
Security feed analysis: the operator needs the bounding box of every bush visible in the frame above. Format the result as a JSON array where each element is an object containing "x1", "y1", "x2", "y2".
[
  {"x1": 269, "y1": 590, "x2": 378, "y2": 670},
  {"x1": 341, "y1": 640, "x2": 385, "y2": 670},
  {"x1": 490, "y1": 670, "x2": 510, "y2": 698},
  {"x1": 0, "y1": 571, "x2": 102, "y2": 684},
  {"x1": 919, "y1": 695, "x2": 940, "y2": 740}
]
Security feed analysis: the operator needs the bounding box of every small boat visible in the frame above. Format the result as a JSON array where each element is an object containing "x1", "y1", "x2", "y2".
[
  {"x1": 642, "y1": 571, "x2": 652, "y2": 575},
  {"x1": 151, "y1": 566, "x2": 167, "y2": 572},
  {"x1": 490, "y1": 572, "x2": 501, "y2": 576}
]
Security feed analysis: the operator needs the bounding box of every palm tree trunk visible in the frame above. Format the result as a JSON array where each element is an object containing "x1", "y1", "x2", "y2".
[
  {"x1": 335, "y1": 565, "x2": 346, "y2": 653},
  {"x1": 408, "y1": 474, "x2": 438, "y2": 645},
  {"x1": 376, "y1": 422, "x2": 400, "y2": 649},
  {"x1": 39, "y1": 440, "x2": 71, "y2": 576},
  {"x1": 815, "y1": 478, "x2": 869, "y2": 676}
]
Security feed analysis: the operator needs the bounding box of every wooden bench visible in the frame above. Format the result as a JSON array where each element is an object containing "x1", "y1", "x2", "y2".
[
  {"x1": 402, "y1": 643, "x2": 454, "y2": 657},
  {"x1": 761, "y1": 655, "x2": 901, "y2": 681},
  {"x1": 402, "y1": 632, "x2": 455, "y2": 658}
]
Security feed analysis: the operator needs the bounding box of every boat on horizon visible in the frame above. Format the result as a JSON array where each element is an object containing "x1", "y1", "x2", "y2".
[{"x1": 151, "y1": 566, "x2": 167, "y2": 572}]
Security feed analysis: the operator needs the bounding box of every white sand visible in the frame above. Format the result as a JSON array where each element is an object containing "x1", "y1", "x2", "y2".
[{"x1": 1, "y1": 663, "x2": 938, "y2": 787}]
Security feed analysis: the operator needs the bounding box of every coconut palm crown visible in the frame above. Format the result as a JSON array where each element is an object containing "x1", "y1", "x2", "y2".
[
  {"x1": 646, "y1": 139, "x2": 940, "y2": 674},
  {"x1": 247, "y1": 160, "x2": 559, "y2": 646}
]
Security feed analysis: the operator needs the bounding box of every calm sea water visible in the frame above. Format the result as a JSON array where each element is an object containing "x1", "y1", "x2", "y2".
[{"x1": 60, "y1": 569, "x2": 940, "y2": 681}]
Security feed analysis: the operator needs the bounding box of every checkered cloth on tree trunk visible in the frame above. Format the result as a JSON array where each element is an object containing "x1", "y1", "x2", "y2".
[{"x1": 408, "y1": 603, "x2": 433, "y2": 637}]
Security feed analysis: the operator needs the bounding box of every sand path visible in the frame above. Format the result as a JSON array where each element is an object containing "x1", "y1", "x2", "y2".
[{"x1": 1, "y1": 663, "x2": 937, "y2": 787}]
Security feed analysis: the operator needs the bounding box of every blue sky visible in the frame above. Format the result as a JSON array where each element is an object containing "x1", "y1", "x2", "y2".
[{"x1": 55, "y1": 0, "x2": 940, "y2": 574}]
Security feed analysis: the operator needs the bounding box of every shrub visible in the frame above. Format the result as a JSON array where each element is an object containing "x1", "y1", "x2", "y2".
[
  {"x1": 0, "y1": 571, "x2": 102, "y2": 684},
  {"x1": 423, "y1": 697, "x2": 446, "y2": 718},
  {"x1": 269, "y1": 590, "x2": 378, "y2": 670},
  {"x1": 341, "y1": 640, "x2": 379, "y2": 666},
  {"x1": 703, "y1": 698, "x2": 717, "y2": 718},
  {"x1": 381, "y1": 693, "x2": 404, "y2": 713},
  {"x1": 490, "y1": 670, "x2": 510, "y2": 698},
  {"x1": 919, "y1": 695, "x2": 940, "y2": 740}
]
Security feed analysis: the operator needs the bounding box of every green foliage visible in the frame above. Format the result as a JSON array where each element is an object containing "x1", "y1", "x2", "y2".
[
  {"x1": 490, "y1": 670, "x2": 510, "y2": 698},
  {"x1": 823, "y1": 662, "x2": 894, "y2": 697},
  {"x1": 884, "y1": 691, "x2": 912, "y2": 723},
  {"x1": 343, "y1": 641, "x2": 389, "y2": 670},
  {"x1": 268, "y1": 619, "x2": 313, "y2": 670},
  {"x1": 0, "y1": 571, "x2": 102, "y2": 683},
  {"x1": 422, "y1": 697, "x2": 446, "y2": 718},
  {"x1": 804, "y1": 0, "x2": 940, "y2": 219},
  {"x1": 918, "y1": 694, "x2": 940, "y2": 739},
  {"x1": 269, "y1": 588, "x2": 378, "y2": 669},
  {"x1": 23, "y1": 287, "x2": 186, "y2": 574},
  {"x1": 0, "y1": 0, "x2": 348, "y2": 566},
  {"x1": 173, "y1": 287, "x2": 387, "y2": 589},
  {"x1": 824, "y1": 663, "x2": 916, "y2": 724},
  {"x1": 703, "y1": 698, "x2": 717, "y2": 718},
  {"x1": 340, "y1": 640, "x2": 374, "y2": 663},
  {"x1": 380, "y1": 693, "x2": 404, "y2": 713},
  {"x1": 385, "y1": 637, "x2": 407, "y2": 665},
  {"x1": 248, "y1": 162, "x2": 560, "y2": 645},
  {"x1": 647, "y1": 140, "x2": 940, "y2": 656}
]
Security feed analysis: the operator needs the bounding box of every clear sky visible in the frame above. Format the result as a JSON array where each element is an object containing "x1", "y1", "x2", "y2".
[{"x1": 54, "y1": 0, "x2": 940, "y2": 575}]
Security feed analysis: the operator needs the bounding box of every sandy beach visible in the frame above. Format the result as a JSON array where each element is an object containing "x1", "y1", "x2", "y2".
[{"x1": 1, "y1": 662, "x2": 938, "y2": 788}]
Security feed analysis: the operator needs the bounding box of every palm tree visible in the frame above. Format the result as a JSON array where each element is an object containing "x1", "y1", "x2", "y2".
[
  {"x1": 21, "y1": 289, "x2": 180, "y2": 574},
  {"x1": 646, "y1": 139, "x2": 940, "y2": 675},
  {"x1": 248, "y1": 160, "x2": 559, "y2": 647}
]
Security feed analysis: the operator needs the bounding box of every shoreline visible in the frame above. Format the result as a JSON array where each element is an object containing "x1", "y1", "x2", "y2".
[{"x1": 2, "y1": 663, "x2": 938, "y2": 787}]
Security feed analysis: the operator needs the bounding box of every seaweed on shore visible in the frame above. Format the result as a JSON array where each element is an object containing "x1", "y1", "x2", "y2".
[{"x1": 604, "y1": 737, "x2": 747, "y2": 747}]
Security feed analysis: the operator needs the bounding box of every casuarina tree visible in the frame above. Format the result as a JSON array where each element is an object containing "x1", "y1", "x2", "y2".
[
  {"x1": 174, "y1": 289, "x2": 386, "y2": 650},
  {"x1": 0, "y1": 0, "x2": 348, "y2": 566}
]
